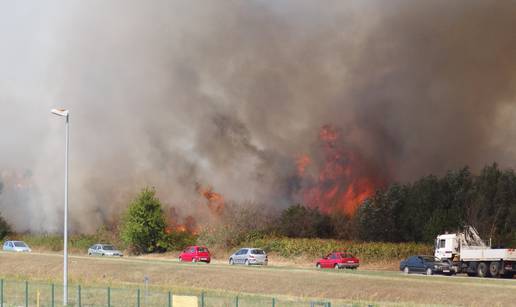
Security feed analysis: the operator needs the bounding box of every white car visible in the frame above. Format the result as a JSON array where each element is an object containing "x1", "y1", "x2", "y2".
[
  {"x1": 3, "y1": 240, "x2": 31, "y2": 252},
  {"x1": 88, "y1": 244, "x2": 123, "y2": 257},
  {"x1": 229, "y1": 248, "x2": 268, "y2": 265}
]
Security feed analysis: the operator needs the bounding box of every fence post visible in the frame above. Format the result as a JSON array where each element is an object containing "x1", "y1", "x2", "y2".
[
  {"x1": 107, "y1": 287, "x2": 111, "y2": 307},
  {"x1": 272, "y1": 297, "x2": 275, "y2": 307},
  {"x1": 137, "y1": 288, "x2": 140, "y2": 307},
  {"x1": 51, "y1": 283, "x2": 54, "y2": 307},
  {"x1": 235, "y1": 295, "x2": 239, "y2": 307},
  {"x1": 77, "y1": 285, "x2": 81, "y2": 307},
  {"x1": 168, "y1": 291, "x2": 172, "y2": 307},
  {"x1": 0, "y1": 279, "x2": 3, "y2": 307},
  {"x1": 25, "y1": 281, "x2": 28, "y2": 307},
  {"x1": 201, "y1": 291, "x2": 205, "y2": 307}
]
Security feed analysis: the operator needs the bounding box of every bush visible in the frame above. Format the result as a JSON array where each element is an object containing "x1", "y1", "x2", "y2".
[
  {"x1": 14, "y1": 234, "x2": 97, "y2": 253},
  {"x1": 243, "y1": 236, "x2": 432, "y2": 262},
  {"x1": 277, "y1": 204, "x2": 333, "y2": 238},
  {"x1": 197, "y1": 203, "x2": 275, "y2": 248},
  {"x1": 0, "y1": 213, "x2": 11, "y2": 240},
  {"x1": 119, "y1": 187, "x2": 167, "y2": 254},
  {"x1": 162, "y1": 231, "x2": 198, "y2": 251}
]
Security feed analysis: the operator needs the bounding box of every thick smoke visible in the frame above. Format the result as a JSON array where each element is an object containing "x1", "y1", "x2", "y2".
[{"x1": 0, "y1": 0, "x2": 515, "y2": 232}]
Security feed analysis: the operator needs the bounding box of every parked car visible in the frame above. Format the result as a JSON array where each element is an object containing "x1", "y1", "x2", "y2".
[
  {"x1": 2, "y1": 240, "x2": 31, "y2": 252},
  {"x1": 179, "y1": 246, "x2": 211, "y2": 263},
  {"x1": 316, "y1": 252, "x2": 359, "y2": 269},
  {"x1": 87, "y1": 244, "x2": 123, "y2": 257},
  {"x1": 399, "y1": 255, "x2": 452, "y2": 275},
  {"x1": 228, "y1": 248, "x2": 268, "y2": 266}
]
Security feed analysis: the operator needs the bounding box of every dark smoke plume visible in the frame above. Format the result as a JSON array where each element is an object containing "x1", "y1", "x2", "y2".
[{"x1": 0, "y1": 0, "x2": 515, "y2": 232}]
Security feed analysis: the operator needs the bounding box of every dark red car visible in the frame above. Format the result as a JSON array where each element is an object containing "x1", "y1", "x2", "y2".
[
  {"x1": 316, "y1": 252, "x2": 359, "y2": 269},
  {"x1": 179, "y1": 246, "x2": 211, "y2": 263}
]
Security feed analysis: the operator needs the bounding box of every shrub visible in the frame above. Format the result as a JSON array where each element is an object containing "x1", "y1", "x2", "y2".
[
  {"x1": 242, "y1": 236, "x2": 432, "y2": 262},
  {"x1": 162, "y1": 231, "x2": 198, "y2": 251},
  {"x1": 15, "y1": 234, "x2": 97, "y2": 253},
  {"x1": 0, "y1": 212, "x2": 11, "y2": 240},
  {"x1": 119, "y1": 187, "x2": 167, "y2": 254},
  {"x1": 197, "y1": 202, "x2": 275, "y2": 248},
  {"x1": 277, "y1": 204, "x2": 333, "y2": 238}
]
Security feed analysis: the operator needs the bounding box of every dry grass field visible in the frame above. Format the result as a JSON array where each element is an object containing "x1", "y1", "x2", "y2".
[{"x1": 0, "y1": 251, "x2": 515, "y2": 306}]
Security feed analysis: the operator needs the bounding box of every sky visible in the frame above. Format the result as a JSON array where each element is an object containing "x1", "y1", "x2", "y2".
[{"x1": 0, "y1": 0, "x2": 515, "y2": 232}]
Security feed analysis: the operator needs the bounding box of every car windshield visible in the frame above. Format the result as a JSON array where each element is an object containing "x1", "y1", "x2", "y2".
[
  {"x1": 13, "y1": 242, "x2": 27, "y2": 247},
  {"x1": 342, "y1": 253, "x2": 353, "y2": 258},
  {"x1": 198, "y1": 247, "x2": 208, "y2": 252},
  {"x1": 251, "y1": 249, "x2": 265, "y2": 255},
  {"x1": 102, "y1": 245, "x2": 115, "y2": 250},
  {"x1": 422, "y1": 256, "x2": 439, "y2": 262}
]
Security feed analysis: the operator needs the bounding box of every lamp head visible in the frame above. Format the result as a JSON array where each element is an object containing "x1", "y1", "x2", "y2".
[{"x1": 51, "y1": 108, "x2": 69, "y2": 117}]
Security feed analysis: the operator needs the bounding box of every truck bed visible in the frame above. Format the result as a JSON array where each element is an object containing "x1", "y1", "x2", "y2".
[{"x1": 460, "y1": 248, "x2": 516, "y2": 261}]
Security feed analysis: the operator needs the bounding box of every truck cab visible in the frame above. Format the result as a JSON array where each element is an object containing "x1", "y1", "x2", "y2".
[{"x1": 434, "y1": 233, "x2": 459, "y2": 261}]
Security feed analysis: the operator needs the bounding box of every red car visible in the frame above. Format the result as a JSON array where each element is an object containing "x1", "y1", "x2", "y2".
[
  {"x1": 179, "y1": 246, "x2": 211, "y2": 263},
  {"x1": 316, "y1": 252, "x2": 359, "y2": 269}
]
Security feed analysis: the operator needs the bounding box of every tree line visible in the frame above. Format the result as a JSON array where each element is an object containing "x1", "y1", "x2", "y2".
[
  {"x1": 276, "y1": 163, "x2": 516, "y2": 247},
  {"x1": 0, "y1": 163, "x2": 515, "y2": 253}
]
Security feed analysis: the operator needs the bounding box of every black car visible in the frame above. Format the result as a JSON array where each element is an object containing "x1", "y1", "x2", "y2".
[{"x1": 399, "y1": 255, "x2": 452, "y2": 275}]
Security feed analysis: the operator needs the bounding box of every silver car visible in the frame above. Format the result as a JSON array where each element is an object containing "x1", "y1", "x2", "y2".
[
  {"x1": 88, "y1": 244, "x2": 123, "y2": 257},
  {"x1": 2, "y1": 240, "x2": 31, "y2": 252},
  {"x1": 229, "y1": 248, "x2": 268, "y2": 265}
]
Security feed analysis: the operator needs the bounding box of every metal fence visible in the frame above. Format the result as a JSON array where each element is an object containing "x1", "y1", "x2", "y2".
[{"x1": 0, "y1": 279, "x2": 351, "y2": 307}]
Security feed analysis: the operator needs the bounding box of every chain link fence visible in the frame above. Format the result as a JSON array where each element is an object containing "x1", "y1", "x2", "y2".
[{"x1": 0, "y1": 279, "x2": 370, "y2": 306}]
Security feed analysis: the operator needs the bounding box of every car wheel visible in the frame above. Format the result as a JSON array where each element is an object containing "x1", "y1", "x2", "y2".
[
  {"x1": 334, "y1": 264, "x2": 340, "y2": 270},
  {"x1": 245, "y1": 259, "x2": 250, "y2": 266},
  {"x1": 316, "y1": 263, "x2": 321, "y2": 269},
  {"x1": 426, "y1": 268, "x2": 433, "y2": 276},
  {"x1": 179, "y1": 256, "x2": 182, "y2": 262},
  {"x1": 101, "y1": 253, "x2": 105, "y2": 256},
  {"x1": 403, "y1": 267, "x2": 409, "y2": 274},
  {"x1": 88, "y1": 252, "x2": 91, "y2": 256},
  {"x1": 229, "y1": 258, "x2": 234, "y2": 265},
  {"x1": 477, "y1": 262, "x2": 489, "y2": 278},
  {"x1": 192, "y1": 258, "x2": 198, "y2": 263}
]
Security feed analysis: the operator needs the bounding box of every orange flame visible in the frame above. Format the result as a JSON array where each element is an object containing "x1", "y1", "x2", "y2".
[
  {"x1": 296, "y1": 154, "x2": 311, "y2": 176},
  {"x1": 166, "y1": 208, "x2": 198, "y2": 234},
  {"x1": 196, "y1": 184, "x2": 225, "y2": 215},
  {"x1": 298, "y1": 125, "x2": 384, "y2": 216}
]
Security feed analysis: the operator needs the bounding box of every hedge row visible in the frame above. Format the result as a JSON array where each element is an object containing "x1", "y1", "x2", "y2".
[{"x1": 244, "y1": 237, "x2": 433, "y2": 261}]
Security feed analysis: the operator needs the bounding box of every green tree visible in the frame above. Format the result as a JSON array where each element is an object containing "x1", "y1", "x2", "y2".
[
  {"x1": 0, "y1": 179, "x2": 10, "y2": 240},
  {"x1": 0, "y1": 213, "x2": 11, "y2": 240},
  {"x1": 278, "y1": 204, "x2": 333, "y2": 238},
  {"x1": 120, "y1": 187, "x2": 167, "y2": 254}
]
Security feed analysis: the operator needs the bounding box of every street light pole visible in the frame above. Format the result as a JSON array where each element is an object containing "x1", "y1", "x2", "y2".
[{"x1": 51, "y1": 108, "x2": 69, "y2": 306}]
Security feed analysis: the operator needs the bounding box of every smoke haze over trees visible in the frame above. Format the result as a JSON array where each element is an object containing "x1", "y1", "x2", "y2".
[{"x1": 0, "y1": 1, "x2": 515, "y2": 232}]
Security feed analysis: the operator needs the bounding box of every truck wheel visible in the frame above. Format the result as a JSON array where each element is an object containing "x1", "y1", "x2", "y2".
[
  {"x1": 489, "y1": 262, "x2": 500, "y2": 278},
  {"x1": 403, "y1": 267, "x2": 409, "y2": 274},
  {"x1": 426, "y1": 268, "x2": 433, "y2": 276},
  {"x1": 477, "y1": 262, "x2": 488, "y2": 277}
]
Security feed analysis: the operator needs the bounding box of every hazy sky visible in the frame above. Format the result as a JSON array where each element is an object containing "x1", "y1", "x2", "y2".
[{"x1": 0, "y1": 0, "x2": 515, "y2": 232}]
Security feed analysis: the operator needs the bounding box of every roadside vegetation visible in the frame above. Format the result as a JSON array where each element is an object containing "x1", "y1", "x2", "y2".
[{"x1": 0, "y1": 163, "x2": 515, "y2": 262}]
